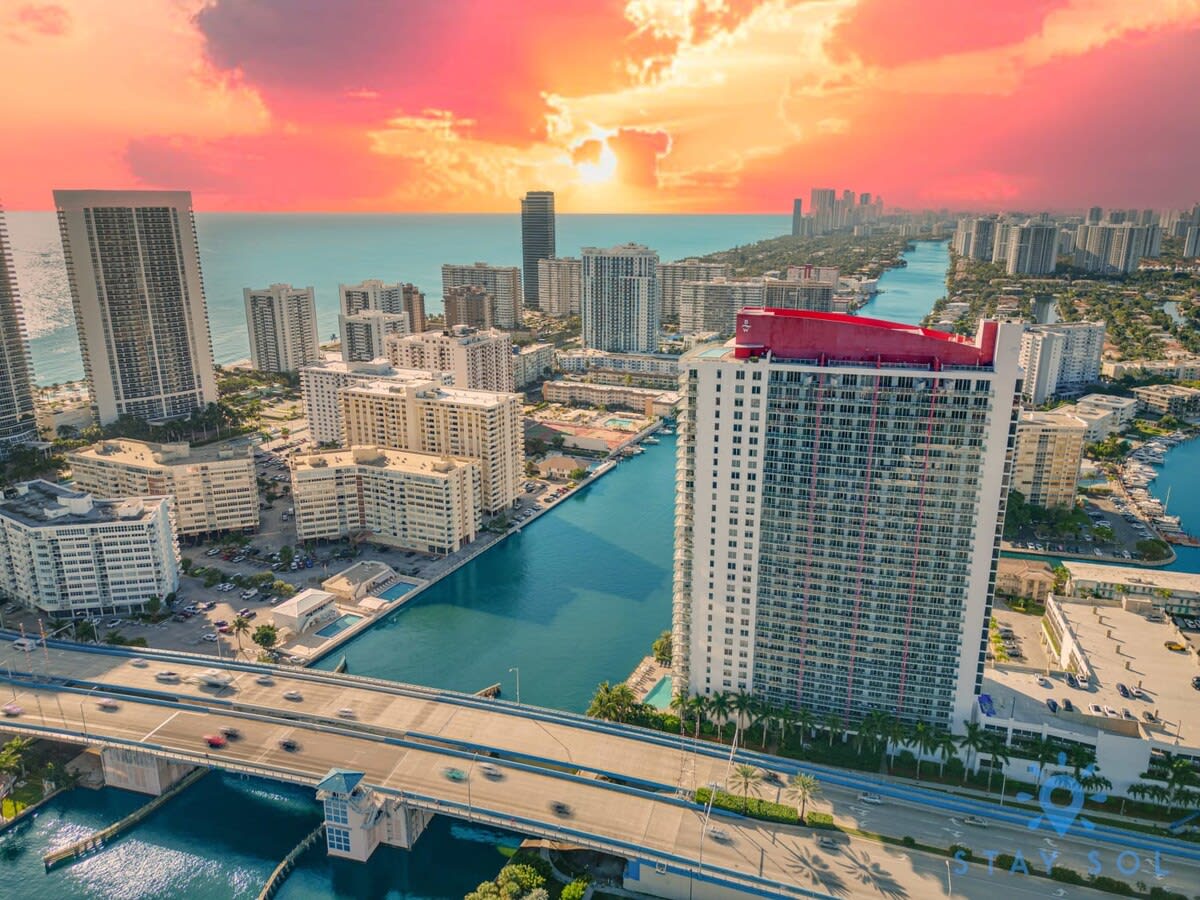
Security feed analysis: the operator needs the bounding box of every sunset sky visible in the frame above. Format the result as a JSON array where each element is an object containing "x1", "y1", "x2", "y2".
[{"x1": 4, "y1": 0, "x2": 1200, "y2": 213}]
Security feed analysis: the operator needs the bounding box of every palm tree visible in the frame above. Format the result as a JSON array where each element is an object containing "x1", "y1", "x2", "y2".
[
  {"x1": 856, "y1": 711, "x2": 883, "y2": 756},
  {"x1": 687, "y1": 694, "x2": 708, "y2": 740},
  {"x1": 933, "y1": 730, "x2": 958, "y2": 778},
  {"x1": 731, "y1": 691, "x2": 756, "y2": 746},
  {"x1": 1165, "y1": 755, "x2": 1199, "y2": 815},
  {"x1": 983, "y1": 735, "x2": 1011, "y2": 794},
  {"x1": 1028, "y1": 738, "x2": 1060, "y2": 786},
  {"x1": 784, "y1": 773, "x2": 821, "y2": 822},
  {"x1": 823, "y1": 712, "x2": 842, "y2": 748},
  {"x1": 587, "y1": 681, "x2": 617, "y2": 720},
  {"x1": 707, "y1": 692, "x2": 732, "y2": 736},
  {"x1": 669, "y1": 691, "x2": 690, "y2": 736},
  {"x1": 957, "y1": 722, "x2": 988, "y2": 783},
  {"x1": 728, "y1": 764, "x2": 762, "y2": 813},
  {"x1": 610, "y1": 683, "x2": 640, "y2": 723},
  {"x1": 231, "y1": 616, "x2": 250, "y2": 658},
  {"x1": 910, "y1": 722, "x2": 935, "y2": 780},
  {"x1": 796, "y1": 707, "x2": 817, "y2": 745},
  {"x1": 776, "y1": 706, "x2": 798, "y2": 749},
  {"x1": 882, "y1": 716, "x2": 907, "y2": 772},
  {"x1": 754, "y1": 702, "x2": 776, "y2": 749}
]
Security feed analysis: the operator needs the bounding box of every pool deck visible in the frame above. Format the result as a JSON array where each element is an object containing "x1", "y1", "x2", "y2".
[{"x1": 626, "y1": 655, "x2": 672, "y2": 703}]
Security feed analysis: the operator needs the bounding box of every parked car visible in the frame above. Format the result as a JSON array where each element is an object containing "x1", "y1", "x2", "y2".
[
  {"x1": 1062, "y1": 698, "x2": 1075, "y2": 713},
  {"x1": 1046, "y1": 698, "x2": 1059, "y2": 713},
  {"x1": 1116, "y1": 683, "x2": 1130, "y2": 699},
  {"x1": 202, "y1": 633, "x2": 218, "y2": 642},
  {"x1": 1088, "y1": 703, "x2": 1103, "y2": 715},
  {"x1": 1066, "y1": 673, "x2": 1080, "y2": 690}
]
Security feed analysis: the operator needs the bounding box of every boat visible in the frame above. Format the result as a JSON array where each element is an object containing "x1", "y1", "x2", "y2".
[{"x1": 643, "y1": 437, "x2": 660, "y2": 445}]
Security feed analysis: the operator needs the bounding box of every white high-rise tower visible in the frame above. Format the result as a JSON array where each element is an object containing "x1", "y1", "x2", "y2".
[{"x1": 581, "y1": 244, "x2": 659, "y2": 353}]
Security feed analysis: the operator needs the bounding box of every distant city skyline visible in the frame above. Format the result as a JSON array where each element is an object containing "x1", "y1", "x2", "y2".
[{"x1": 4, "y1": 2, "x2": 1198, "y2": 212}]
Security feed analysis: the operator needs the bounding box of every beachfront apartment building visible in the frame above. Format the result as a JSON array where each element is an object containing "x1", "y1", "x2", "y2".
[
  {"x1": 54, "y1": 190, "x2": 218, "y2": 425},
  {"x1": 520, "y1": 191, "x2": 555, "y2": 306},
  {"x1": 672, "y1": 309, "x2": 1022, "y2": 729},
  {"x1": 339, "y1": 380, "x2": 523, "y2": 515},
  {"x1": 1019, "y1": 322, "x2": 1105, "y2": 404},
  {"x1": 386, "y1": 327, "x2": 514, "y2": 392},
  {"x1": 339, "y1": 310, "x2": 410, "y2": 363},
  {"x1": 291, "y1": 446, "x2": 480, "y2": 554},
  {"x1": 1011, "y1": 410, "x2": 1087, "y2": 509},
  {"x1": 1071, "y1": 394, "x2": 1139, "y2": 441},
  {"x1": 657, "y1": 259, "x2": 731, "y2": 323},
  {"x1": 1005, "y1": 222, "x2": 1059, "y2": 275},
  {"x1": 442, "y1": 263, "x2": 522, "y2": 330},
  {"x1": 678, "y1": 279, "x2": 765, "y2": 335},
  {"x1": 581, "y1": 244, "x2": 659, "y2": 354},
  {"x1": 443, "y1": 285, "x2": 495, "y2": 331},
  {"x1": 1102, "y1": 356, "x2": 1200, "y2": 381},
  {"x1": 68, "y1": 439, "x2": 259, "y2": 536},
  {"x1": 0, "y1": 480, "x2": 179, "y2": 616},
  {"x1": 536, "y1": 257, "x2": 581, "y2": 318},
  {"x1": 340, "y1": 279, "x2": 426, "y2": 335},
  {"x1": 299, "y1": 360, "x2": 452, "y2": 446},
  {"x1": 244, "y1": 284, "x2": 320, "y2": 373},
  {"x1": 0, "y1": 206, "x2": 38, "y2": 452}
]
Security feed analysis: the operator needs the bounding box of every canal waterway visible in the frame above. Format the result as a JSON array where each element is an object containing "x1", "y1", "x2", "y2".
[
  {"x1": 0, "y1": 240, "x2": 952, "y2": 898},
  {"x1": 1151, "y1": 438, "x2": 1200, "y2": 575}
]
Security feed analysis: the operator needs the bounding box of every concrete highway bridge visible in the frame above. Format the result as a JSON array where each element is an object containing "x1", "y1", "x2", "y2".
[{"x1": 2, "y1": 638, "x2": 1197, "y2": 900}]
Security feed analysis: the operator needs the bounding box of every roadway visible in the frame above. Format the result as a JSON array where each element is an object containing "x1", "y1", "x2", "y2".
[{"x1": 2, "y1": 640, "x2": 1197, "y2": 899}]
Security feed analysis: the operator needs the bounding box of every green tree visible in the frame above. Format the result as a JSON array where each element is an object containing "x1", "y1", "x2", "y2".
[
  {"x1": 910, "y1": 722, "x2": 938, "y2": 780},
  {"x1": 983, "y1": 734, "x2": 1011, "y2": 794},
  {"x1": 568, "y1": 468, "x2": 588, "y2": 481},
  {"x1": 561, "y1": 880, "x2": 588, "y2": 900},
  {"x1": 278, "y1": 544, "x2": 294, "y2": 568},
  {"x1": 231, "y1": 616, "x2": 251, "y2": 658},
  {"x1": 145, "y1": 595, "x2": 162, "y2": 618},
  {"x1": 252, "y1": 623, "x2": 279, "y2": 652},
  {"x1": 707, "y1": 691, "x2": 732, "y2": 734},
  {"x1": 651, "y1": 630, "x2": 672, "y2": 666},
  {"x1": 823, "y1": 712, "x2": 842, "y2": 748},
  {"x1": 728, "y1": 764, "x2": 762, "y2": 813},
  {"x1": 784, "y1": 773, "x2": 821, "y2": 821},
  {"x1": 731, "y1": 691, "x2": 757, "y2": 746},
  {"x1": 957, "y1": 722, "x2": 989, "y2": 783}
]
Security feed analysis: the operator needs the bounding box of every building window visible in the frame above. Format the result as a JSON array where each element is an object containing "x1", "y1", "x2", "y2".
[
  {"x1": 327, "y1": 826, "x2": 352, "y2": 853},
  {"x1": 324, "y1": 797, "x2": 349, "y2": 825}
]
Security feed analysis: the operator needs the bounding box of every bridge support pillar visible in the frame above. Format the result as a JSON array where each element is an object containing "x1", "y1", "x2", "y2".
[
  {"x1": 100, "y1": 747, "x2": 196, "y2": 796},
  {"x1": 316, "y1": 769, "x2": 431, "y2": 863}
]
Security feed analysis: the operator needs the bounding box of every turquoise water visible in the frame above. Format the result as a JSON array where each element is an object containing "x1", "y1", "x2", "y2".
[
  {"x1": 5, "y1": 212, "x2": 787, "y2": 386},
  {"x1": 315, "y1": 435, "x2": 678, "y2": 712},
  {"x1": 858, "y1": 239, "x2": 949, "y2": 326},
  {"x1": 378, "y1": 581, "x2": 419, "y2": 601},
  {"x1": 314, "y1": 613, "x2": 363, "y2": 638},
  {"x1": 1151, "y1": 438, "x2": 1200, "y2": 575},
  {"x1": 0, "y1": 238, "x2": 952, "y2": 898},
  {"x1": 603, "y1": 417, "x2": 637, "y2": 429},
  {"x1": 644, "y1": 676, "x2": 673, "y2": 710}
]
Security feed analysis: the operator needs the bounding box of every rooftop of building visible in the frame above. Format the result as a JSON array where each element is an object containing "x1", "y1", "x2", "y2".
[
  {"x1": 345, "y1": 380, "x2": 516, "y2": 406},
  {"x1": 1132, "y1": 383, "x2": 1200, "y2": 397},
  {"x1": 555, "y1": 348, "x2": 682, "y2": 362},
  {"x1": 71, "y1": 438, "x2": 253, "y2": 468},
  {"x1": 273, "y1": 588, "x2": 337, "y2": 619},
  {"x1": 443, "y1": 261, "x2": 520, "y2": 273},
  {"x1": 1063, "y1": 560, "x2": 1200, "y2": 594},
  {"x1": 982, "y1": 603, "x2": 1199, "y2": 750},
  {"x1": 321, "y1": 560, "x2": 396, "y2": 597},
  {"x1": 394, "y1": 327, "x2": 509, "y2": 345},
  {"x1": 300, "y1": 358, "x2": 438, "y2": 379},
  {"x1": 0, "y1": 479, "x2": 163, "y2": 527},
  {"x1": 293, "y1": 446, "x2": 474, "y2": 475},
  {"x1": 1076, "y1": 393, "x2": 1138, "y2": 409},
  {"x1": 1017, "y1": 409, "x2": 1088, "y2": 429},
  {"x1": 545, "y1": 379, "x2": 677, "y2": 399}
]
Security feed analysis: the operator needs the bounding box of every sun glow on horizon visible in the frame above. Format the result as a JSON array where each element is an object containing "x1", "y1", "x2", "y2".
[{"x1": 574, "y1": 140, "x2": 619, "y2": 186}]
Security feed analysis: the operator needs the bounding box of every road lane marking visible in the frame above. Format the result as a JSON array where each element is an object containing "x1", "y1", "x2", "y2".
[{"x1": 141, "y1": 710, "x2": 181, "y2": 742}]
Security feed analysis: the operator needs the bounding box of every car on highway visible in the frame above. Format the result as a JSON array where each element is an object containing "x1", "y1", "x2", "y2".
[
  {"x1": 857, "y1": 793, "x2": 883, "y2": 805},
  {"x1": 256, "y1": 675, "x2": 274, "y2": 686},
  {"x1": 155, "y1": 671, "x2": 180, "y2": 683},
  {"x1": 130, "y1": 658, "x2": 148, "y2": 668},
  {"x1": 2, "y1": 703, "x2": 22, "y2": 717},
  {"x1": 963, "y1": 816, "x2": 988, "y2": 827},
  {"x1": 550, "y1": 801, "x2": 572, "y2": 818},
  {"x1": 203, "y1": 734, "x2": 227, "y2": 749},
  {"x1": 816, "y1": 836, "x2": 840, "y2": 851},
  {"x1": 97, "y1": 698, "x2": 119, "y2": 710},
  {"x1": 219, "y1": 726, "x2": 241, "y2": 740},
  {"x1": 479, "y1": 762, "x2": 503, "y2": 780},
  {"x1": 442, "y1": 767, "x2": 467, "y2": 783},
  {"x1": 282, "y1": 690, "x2": 303, "y2": 701},
  {"x1": 336, "y1": 707, "x2": 356, "y2": 719},
  {"x1": 707, "y1": 827, "x2": 731, "y2": 843},
  {"x1": 278, "y1": 738, "x2": 299, "y2": 752}
]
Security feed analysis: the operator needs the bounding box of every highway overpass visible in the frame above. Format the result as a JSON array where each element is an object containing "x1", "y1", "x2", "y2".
[{"x1": 1, "y1": 638, "x2": 1197, "y2": 900}]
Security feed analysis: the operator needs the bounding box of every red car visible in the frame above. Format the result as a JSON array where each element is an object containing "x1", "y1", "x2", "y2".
[{"x1": 204, "y1": 734, "x2": 227, "y2": 749}]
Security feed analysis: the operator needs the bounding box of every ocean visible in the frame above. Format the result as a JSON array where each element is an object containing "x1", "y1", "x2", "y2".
[{"x1": 5, "y1": 212, "x2": 789, "y2": 387}]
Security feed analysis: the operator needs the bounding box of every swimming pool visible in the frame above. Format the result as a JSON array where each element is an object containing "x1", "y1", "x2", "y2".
[
  {"x1": 644, "y1": 675, "x2": 673, "y2": 710},
  {"x1": 378, "y1": 580, "x2": 419, "y2": 601},
  {"x1": 604, "y1": 417, "x2": 637, "y2": 430},
  {"x1": 314, "y1": 613, "x2": 363, "y2": 638}
]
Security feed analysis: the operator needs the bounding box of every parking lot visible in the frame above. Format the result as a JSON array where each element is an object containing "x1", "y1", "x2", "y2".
[{"x1": 989, "y1": 603, "x2": 1053, "y2": 671}]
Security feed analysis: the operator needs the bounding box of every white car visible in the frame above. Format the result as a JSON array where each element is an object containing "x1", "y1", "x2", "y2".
[
  {"x1": 857, "y1": 792, "x2": 883, "y2": 805},
  {"x1": 130, "y1": 658, "x2": 148, "y2": 668},
  {"x1": 283, "y1": 690, "x2": 303, "y2": 702},
  {"x1": 963, "y1": 816, "x2": 988, "y2": 827},
  {"x1": 1103, "y1": 705, "x2": 1118, "y2": 717},
  {"x1": 202, "y1": 633, "x2": 218, "y2": 642},
  {"x1": 256, "y1": 675, "x2": 275, "y2": 686},
  {"x1": 107, "y1": 619, "x2": 122, "y2": 628},
  {"x1": 336, "y1": 707, "x2": 356, "y2": 719},
  {"x1": 1035, "y1": 675, "x2": 1050, "y2": 688},
  {"x1": 155, "y1": 671, "x2": 181, "y2": 683}
]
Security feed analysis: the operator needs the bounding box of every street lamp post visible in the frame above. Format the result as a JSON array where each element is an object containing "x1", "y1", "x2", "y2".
[
  {"x1": 944, "y1": 858, "x2": 952, "y2": 896},
  {"x1": 508, "y1": 667, "x2": 520, "y2": 705},
  {"x1": 689, "y1": 780, "x2": 719, "y2": 900},
  {"x1": 466, "y1": 751, "x2": 477, "y2": 818}
]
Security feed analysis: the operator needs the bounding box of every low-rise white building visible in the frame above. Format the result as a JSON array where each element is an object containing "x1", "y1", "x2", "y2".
[
  {"x1": 385, "y1": 327, "x2": 514, "y2": 392},
  {"x1": 299, "y1": 359, "x2": 452, "y2": 446},
  {"x1": 291, "y1": 446, "x2": 481, "y2": 553},
  {"x1": 542, "y1": 380, "x2": 680, "y2": 416},
  {"x1": 554, "y1": 349, "x2": 681, "y2": 377},
  {"x1": 513, "y1": 343, "x2": 554, "y2": 389},
  {"x1": 271, "y1": 588, "x2": 339, "y2": 635},
  {"x1": 0, "y1": 480, "x2": 178, "y2": 616},
  {"x1": 1061, "y1": 561, "x2": 1200, "y2": 615},
  {"x1": 68, "y1": 439, "x2": 259, "y2": 536}
]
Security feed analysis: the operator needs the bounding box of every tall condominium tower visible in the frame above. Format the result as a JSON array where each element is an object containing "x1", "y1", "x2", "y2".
[
  {"x1": 244, "y1": 283, "x2": 320, "y2": 373},
  {"x1": 581, "y1": 244, "x2": 659, "y2": 354},
  {"x1": 673, "y1": 310, "x2": 1022, "y2": 729},
  {"x1": 442, "y1": 263, "x2": 522, "y2": 330},
  {"x1": 1005, "y1": 222, "x2": 1059, "y2": 275},
  {"x1": 54, "y1": 190, "x2": 217, "y2": 425},
  {"x1": 657, "y1": 259, "x2": 731, "y2": 323},
  {"x1": 790, "y1": 199, "x2": 803, "y2": 236},
  {"x1": 339, "y1": 310, "x2": 410, "y2": 363},
  {"x1": 537, "y1": 257, "x2": 581, "y2": 318},
  {"x1": 0, "y1": 206, "x2": 39, "y2": 451},
  {"x1": 520, "y1": 191, "x2": 555, "y2": 306},
  {"x1": 340, "y1": 279, "x2": 426, "y2": 334},
  {"x1": 386, "y1": 326, "x2": 514, "y2": 392}
]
